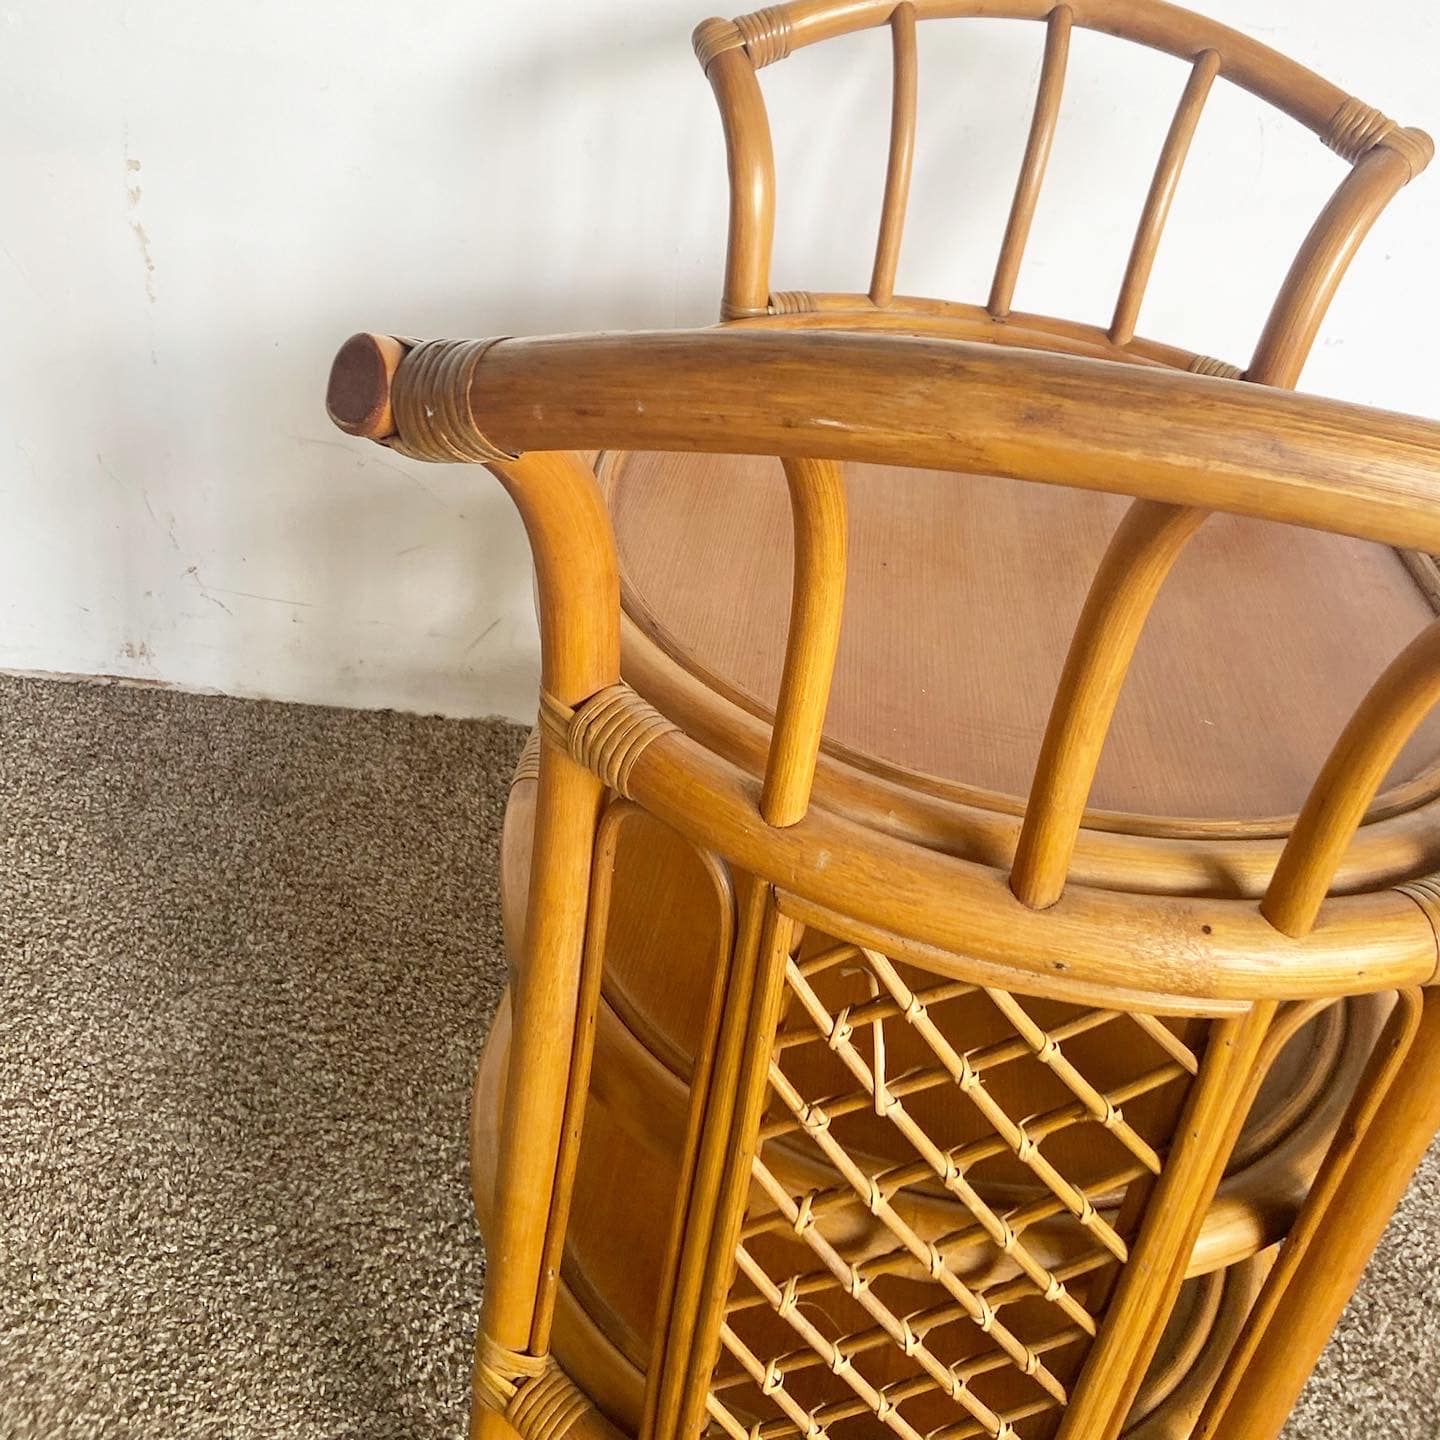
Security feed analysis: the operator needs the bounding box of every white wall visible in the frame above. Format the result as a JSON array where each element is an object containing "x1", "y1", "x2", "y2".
[{"x1": 2, "y1": 0, "x2": 1436, "y2": 722}]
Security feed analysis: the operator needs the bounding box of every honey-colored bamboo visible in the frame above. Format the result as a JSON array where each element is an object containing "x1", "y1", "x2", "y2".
[
  {"x1": 331, "y1": 313, "x2": 1440, "y2": 1440},
  {"x1": 869, "y1": 3, "x2": 918, "y2": 307},
  {"x1": 1264, "y1": 620, "x2": 1440, "y2": 936},
  {"x1": 1250, "y1": 137, "x2": 1432, "y2": 386},
  {"x1": 333, "y1": 329, "x2": 1440, "y2": 556},
  {"x1": 324, "y1": 7, "x2": 1438, "y2": 1440},
  {"x1": 1193, "y1": 987, "x2": 1427, "y2": 1440},
  {"x1": 695, "y1": 30, "x2": 776, "y2": 319},
  {"x1": 760, "y1": 457, "x2": 848, "y2": 825},
  {"x1": 1011, "y1": 500, "x2": 1208, "y2": 909},
  {"x1": 1055, "y1": 1004, "x2": 1276, "y2": 1440},
  {"x1": 1109, "y1": 48, "x2": 1220, "y2": 346},
  {"x1": 988, "y1": 5, "x2": 1072, "y2": 319}
]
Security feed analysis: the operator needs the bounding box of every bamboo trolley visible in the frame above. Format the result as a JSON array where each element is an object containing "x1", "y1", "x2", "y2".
[{"x1": 323, "y1": 4, "x2": 1440, "y2": 1439}]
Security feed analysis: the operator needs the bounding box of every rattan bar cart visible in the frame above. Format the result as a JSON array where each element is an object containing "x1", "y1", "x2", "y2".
[{"x1": 325, "y1": 4, "x2": 1440, "y2": 1439}]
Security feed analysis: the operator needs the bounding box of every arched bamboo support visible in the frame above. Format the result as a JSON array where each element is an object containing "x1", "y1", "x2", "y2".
[
  {"x1": 1010, "y1": 501, "x2": 1208, "y2": 909},
  {"x1": 476, "y1": 443, "x2": 619, "y2": 1371},
  {"x1": 762, "y1": 457, "x2": 849, "y2": 825},
  {"x1": 332, "y1": 336, "x2": 629, "y2": 1424},
  {"x1": 1263, "y1": 620, "x2": 1440, "y2": 937},
  {"x1": 1248, "y1": 134, "x2": 1432, "y2": 386}
]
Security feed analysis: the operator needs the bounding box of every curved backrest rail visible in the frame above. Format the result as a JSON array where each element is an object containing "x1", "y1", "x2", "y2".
[
  {"x1": 331, "y1": 327, "x2": 1440, "y2": 1006},
  {"x1": 869, "y1": 2, "x2": 918, "y2": 306},
  {"x1": 762, "y1": 457, "x2": 849, "y2": 825},
  {"x1": 330, "y1": 328, "x2": 1440, "y2": 555},
  {"x1": 1010, "y1": 499, "x2": 1207, "y2": 907},
  {"x1": 699, "y1": 0, "x2": 1430, "y2": 380},
  {"x1": 987, "y1": 4, "x2": 1072, "y2": 319},
  {"x1": 1108, "y1": 47, "x2": 1219, "y2": 346},
  {"x1": 715, "y1": 1, "x2": 1386, "y2": 139},
  {"x1": 1263, "y1": 621, "x2": 1440, "y2": 938}
]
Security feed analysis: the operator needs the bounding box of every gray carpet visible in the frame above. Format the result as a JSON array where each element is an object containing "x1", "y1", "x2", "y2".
[{"x1": 0, "y1": 673, "x2": 1435, "y2": 1438}]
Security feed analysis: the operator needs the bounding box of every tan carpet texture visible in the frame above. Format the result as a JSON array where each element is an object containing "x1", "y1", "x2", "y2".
[{"x1": 0, "y1": 673, "x2": 1436, "y2": 1438}]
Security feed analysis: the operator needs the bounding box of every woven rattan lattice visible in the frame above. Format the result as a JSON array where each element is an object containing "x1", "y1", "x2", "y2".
[{"x1": 708, "y1": 943, "x2": 1202, "y2": 1440}]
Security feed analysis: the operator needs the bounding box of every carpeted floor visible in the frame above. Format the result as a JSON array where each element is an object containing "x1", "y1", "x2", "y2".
[{"x1": 0, "y1": 673, "x2": 1436, "y2": 1438}]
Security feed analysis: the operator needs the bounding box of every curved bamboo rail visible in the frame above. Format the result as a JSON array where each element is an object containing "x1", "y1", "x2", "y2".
[
  {"x1": 695, "y1": 0, "x2": 1430, "y2": 381},
  {"x1": 328, "y1": 328, "x2": 1440, "y2": 554},
  {"x1": 1011, "y1": 500, "x2": 1208, "y2": 908},
  {"x1": 762, "y1": 457, "x2": 848, "y2": 825},
  {"x1": 332, "y1": 10, "x2": 1438, "y2": 1439},
  {"x1": 330, "y1": 315, "x2": 1440, "y2": 1440}
]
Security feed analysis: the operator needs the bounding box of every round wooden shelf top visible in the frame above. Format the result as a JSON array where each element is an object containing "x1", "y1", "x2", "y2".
[{"x1": 606, "y1": 449, "x2": 1440, "y2": 823}]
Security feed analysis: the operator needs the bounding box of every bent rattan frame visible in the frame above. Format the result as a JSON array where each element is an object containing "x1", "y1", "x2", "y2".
[
  {"x1": 692, "y1": 0, "x2": 1431, "y2": 396},
  {"x1": 328, "y1": 322, "x2": 1440, "y2": 1440},
  {"x1": 321, "y1": 11, "x2": 1439, "y2": 1437}
]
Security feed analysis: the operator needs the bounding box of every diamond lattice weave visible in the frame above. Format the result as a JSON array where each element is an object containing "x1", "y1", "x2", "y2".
[{"x1": 708, "y1": 942, "x2": 1203, "y2": 1440}]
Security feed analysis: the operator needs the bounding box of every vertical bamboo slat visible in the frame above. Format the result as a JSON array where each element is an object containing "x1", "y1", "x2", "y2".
[
  {"x1": 988, "y1": 5, "x2": 1073, "y2": 319},
  {"x1": 1204, "y1": 993, "x2": 1440, "y2": 1440},
  {"x1": 479, "y1": 741, "x2": 607, "y2": 1353},
  {"x1": 639, "y1": 858, "x2": 741, "y2": 1440},
  {"x1": 645, "y1": 876, "x2": 771, "y2": 1440},
  {"x1": 869, "y1": 3, "x2": 918, "y2": 307},
  {"x1": 1193, "y1": 988, "x2": 1426, "y2": 1440},
  {"x1": 671, "y1": 890, "x2": 798, "y2": 1440},
  {"x1": 1109, "y1": 48, "x2": 1221, "y2": 346},
  {"x1": 1055, "y1": 1003, "x2": 1277, "y2": 1440},
  {"x1": 527, "y1": 808, "x2": 629, "y2": 1352},
  {"x1": 470, "y1": 443, "x2": 622, "y2": 1371}
]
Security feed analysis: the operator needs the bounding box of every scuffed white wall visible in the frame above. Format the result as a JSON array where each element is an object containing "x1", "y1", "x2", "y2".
[{"x1": 1, "y1": 0, "x2": 1436, "y2": 721}]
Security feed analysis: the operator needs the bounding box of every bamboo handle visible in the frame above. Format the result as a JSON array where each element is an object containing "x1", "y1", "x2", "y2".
[{"x1": 326, "y1": 331, "x2": 408, "y2": 439}]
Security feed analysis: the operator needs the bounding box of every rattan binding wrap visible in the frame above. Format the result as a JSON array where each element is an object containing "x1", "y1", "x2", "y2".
[
  {"x1": 473, "y1": 1334, "x2": 549, "y2": 1410},
  {"x1": 387, "y1": 337, "x2": 517, "y2": 463},
  {"x1": 770, "y1": 291, "x2": 818, "y2": 315},
  {"x1": 1397, "y1": 874, "x2": 1440, "y2": 964},
  {"x1": 540, "y1": 684, "x2": 678, "y2": 800},
  {"x1": 473, "y1": 1335, "x2": 617, "y2": 1440},
  {"x1": 734, "y1": 6, "x2": 794, "y2": 67},
  {"x1": 695, "y1": 17, "x2": 747, "y2": 70},
  {"x1": 1323, "y1": 97, "x2": 1399, "y2": 163},
  {"x1": 506, "y1": 1363, "x2": 601, "y2": 1440},
  {"x1": 512, "y1": 727, "x2": 543, "y2": 789},
  {"x1": 1187, "y1": 354, "x2": 1244, "y2": 380}
]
